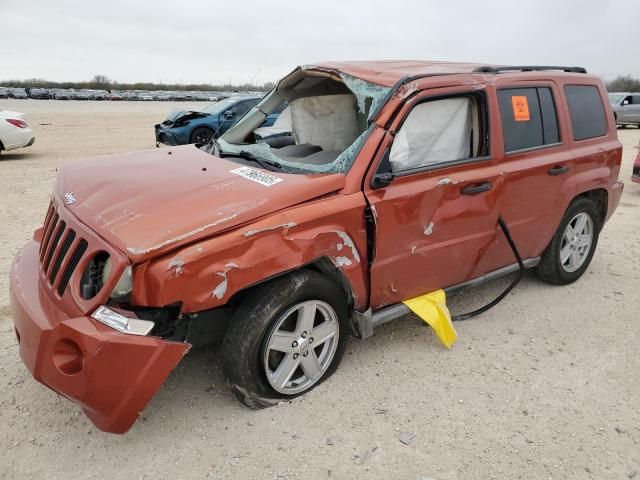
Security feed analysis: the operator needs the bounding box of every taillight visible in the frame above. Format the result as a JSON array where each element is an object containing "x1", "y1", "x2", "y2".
[{"x1": 6, "y1": 118, "x2": 27, "y2": 128}]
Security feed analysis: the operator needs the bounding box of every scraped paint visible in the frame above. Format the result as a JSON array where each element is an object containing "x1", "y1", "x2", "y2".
[
  {"x1": 424, "y1": 222, "x2": 434, "y2": 236},
  {"x1": 128, "y1": 213, "x2": 237, "y2": 255},
  {"x1": 335, "y1": 256, "x2": 352, "y2": 267},
  {"x1": 211, "y1": 263, "x2": 239, "y2": 299},
  {"x1": 167, "y1": 259, "x2": 184, "y2": 277},
  {"x1": 331, "y1": 230, "x2": 361, "y2": 263},
  {"x1": 244, "y1": 222, "x2": 297, "y2": 238}
]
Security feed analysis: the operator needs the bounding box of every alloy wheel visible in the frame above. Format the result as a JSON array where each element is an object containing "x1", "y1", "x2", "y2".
[
  {"x1": 560, "y1": 212, "x2": 593, "y2": 273},
  {"x1": 263, "y1": 300, "x2": 339, "y2": 395}
]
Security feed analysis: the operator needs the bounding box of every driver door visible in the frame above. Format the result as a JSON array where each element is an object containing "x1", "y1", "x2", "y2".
[{"x1": 365, "y1": 86, "x2": 513, "y2": 310}]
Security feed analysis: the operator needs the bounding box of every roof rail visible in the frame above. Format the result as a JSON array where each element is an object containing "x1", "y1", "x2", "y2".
[{"x1": 473, "y1": 65, "x2": 587, "y2": 74}]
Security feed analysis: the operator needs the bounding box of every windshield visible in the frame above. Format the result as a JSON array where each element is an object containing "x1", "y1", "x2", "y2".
[
  {"x1": 216, "y1": 70, "x2": 390, "y2": 175},
  {"x1": 203, "y1": 98, "x2": 247, "y2": 115},
  {"x1": 608, "y1": 93, "x2": 625, "y2": 105}
]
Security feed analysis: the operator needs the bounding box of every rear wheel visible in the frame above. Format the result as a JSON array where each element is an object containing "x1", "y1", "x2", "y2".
[
  {"x1": 190, "y1": 126, "x2": 214, "y2": 144},
  {"x1": 223, "y1": 270, "x2": 349, "y2": 408},
  {"x1": 535, "y1": 197, "x2": 601, "y2": 285}
]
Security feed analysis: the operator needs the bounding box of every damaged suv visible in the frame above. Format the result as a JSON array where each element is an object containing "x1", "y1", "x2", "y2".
[{"x1": 11, "y1": 61, "x2": 623, "y2": 433}]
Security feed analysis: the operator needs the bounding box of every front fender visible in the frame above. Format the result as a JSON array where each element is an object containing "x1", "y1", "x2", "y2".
[{"x1": 131, "y1": 193, "x2": 369, "y2": 312}]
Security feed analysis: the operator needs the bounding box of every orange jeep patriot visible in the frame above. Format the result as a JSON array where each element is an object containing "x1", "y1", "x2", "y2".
[{"x1": 10, "y1": 61, "x2": 624, "y2": 433}]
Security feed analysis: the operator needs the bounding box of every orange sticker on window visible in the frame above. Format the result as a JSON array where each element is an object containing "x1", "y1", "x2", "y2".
[{"x1": 511, "y1": 96, "x2": 530, "y2": 121}]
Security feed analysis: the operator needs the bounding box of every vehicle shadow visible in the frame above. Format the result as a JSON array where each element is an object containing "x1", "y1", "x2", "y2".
[{"x1": 0, "y1": 152, "x2": 41, "y2": 161}]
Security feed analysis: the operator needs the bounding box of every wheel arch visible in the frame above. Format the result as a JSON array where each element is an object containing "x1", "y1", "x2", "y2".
[
  {"x1": 576, "y1": 188, "x2": 608, "y2": 228},
  {"x1": 225, "y1": 256, "x2": 356, "y2": 314}
]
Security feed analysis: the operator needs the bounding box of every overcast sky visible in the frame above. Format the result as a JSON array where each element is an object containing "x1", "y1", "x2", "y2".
[{"x1": 1, "y1": 0, "x2": 639, "y2": 85}]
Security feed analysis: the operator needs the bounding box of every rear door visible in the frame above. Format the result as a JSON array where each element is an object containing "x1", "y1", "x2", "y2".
[
  {"x1": 364, "y1": 85, "x2": 514, "y2": 310},
  {"x1": 494, "y1": 82, "x2": 574, "y2": 259}
]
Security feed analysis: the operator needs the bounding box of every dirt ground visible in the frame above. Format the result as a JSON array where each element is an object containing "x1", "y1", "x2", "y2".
[{"x1": 0, "y1": 99, "x2": 638, "y2": 480}]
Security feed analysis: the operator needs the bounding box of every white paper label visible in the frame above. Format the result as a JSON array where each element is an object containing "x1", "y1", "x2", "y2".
[{"x1": 230, "y1": 167, "x2": 282, "y2": 187}]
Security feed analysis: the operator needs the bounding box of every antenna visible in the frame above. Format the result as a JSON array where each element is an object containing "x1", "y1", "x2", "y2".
[{"x1": 249, "y1": 68, "x2": 261, "y2": 88}]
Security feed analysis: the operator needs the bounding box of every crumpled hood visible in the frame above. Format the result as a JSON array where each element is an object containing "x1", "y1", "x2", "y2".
[
  {"x1": 164, "y1": 109, "x2": 207, "y2": 123},
  {"x1": 56, "y1": 145, "x2": 345, "y2": 263}
]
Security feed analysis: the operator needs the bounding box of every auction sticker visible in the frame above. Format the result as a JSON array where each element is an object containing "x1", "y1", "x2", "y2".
[
  {"x1": 511, "y1": 96, "x2": 530, "y2": 122},
  {"x1": 230, "y1": 166, "x2": 283, "y2": 187}
]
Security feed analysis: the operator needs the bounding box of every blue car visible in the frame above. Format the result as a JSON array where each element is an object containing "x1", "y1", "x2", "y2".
[{"x1": 155, "y1": 95, "x2": 283, "y2": 146}]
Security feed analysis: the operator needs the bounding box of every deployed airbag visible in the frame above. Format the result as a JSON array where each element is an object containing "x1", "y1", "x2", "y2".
[{"x1": 390, "y1": 97, "x2": 472, "y2": 172}]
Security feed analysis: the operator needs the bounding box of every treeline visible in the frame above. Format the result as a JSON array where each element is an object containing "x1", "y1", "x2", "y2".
[
  {"x1": 606, "y1": 75, "x2": 640, "y2": 92},
  {"x1": 0, "y1": 74, "x2": 274, "y2": 92}
]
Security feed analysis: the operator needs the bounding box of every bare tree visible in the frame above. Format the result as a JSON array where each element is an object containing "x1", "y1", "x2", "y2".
[
  {"x1": 606, "y1": 75, "x2": 640, "y2": 92},
  {"x1": 91, "y1": 75, "x2": 111, "y2": 86}
]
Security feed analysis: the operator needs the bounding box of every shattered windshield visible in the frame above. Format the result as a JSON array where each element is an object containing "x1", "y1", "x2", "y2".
[{"x1": 215, "y1": 70, "x2": 390, "y2": 174}]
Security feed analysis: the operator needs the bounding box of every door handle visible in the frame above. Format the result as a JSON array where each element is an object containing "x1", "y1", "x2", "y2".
[
  {"x1": 461, "y1": 182, "x2": 493, "y2": 195},
  {"x1": 548, "y1": 165, "x2": 569, "y2": 176}
]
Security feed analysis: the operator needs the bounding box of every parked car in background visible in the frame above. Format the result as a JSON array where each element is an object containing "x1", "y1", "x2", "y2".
[
  {"x1": 0, "y1": 88, "x2": 9, "y2": 99},
  {"x1": 0, "y1": 110, "x2": 35, "y2": 154},
  {"x1": 91, "y1": 90, "x2": 109, "y2": 101},
  {"x1": 75, "y1": 90, "x2": 91, "y2": 101},
  {"x1": 52, "y1": 89, "x2": 70, "y2": 100},
  {"x1": 10, "y1": 88, "x2": 28, "y2": 99},
  {"x1": 29, "y1": 88, "x2": 51, "y2": 99},
  {"x1": 154, "y1": 95, "x2": 278, "y2": 145},
  {"x1": 609, "y1": 92, "x2": 640, "y2": 128},
  {"x1": 10, "y1": 61, "x2": 623, "y2": 433}
]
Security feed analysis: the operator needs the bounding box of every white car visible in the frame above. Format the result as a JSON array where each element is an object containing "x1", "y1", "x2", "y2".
[{"x1": 0, "y1": 111, "x2": 35, "y2": 154}]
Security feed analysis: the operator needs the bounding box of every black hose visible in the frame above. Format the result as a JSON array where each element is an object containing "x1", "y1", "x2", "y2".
[{"x1": 452, "y1": 216, "x2": 525, "y2": 322}]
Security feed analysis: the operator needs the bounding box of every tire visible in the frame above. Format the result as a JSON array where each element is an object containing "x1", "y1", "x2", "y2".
[
  {"x1": 189, "y1": 126, "x2": 214, "y2": 144},
  {"x1": 535, "y1": 196, "x2": 601, "y2": 285},
  {"x1": 223, "y1": 269, "x2": 349, "y2": 408}
]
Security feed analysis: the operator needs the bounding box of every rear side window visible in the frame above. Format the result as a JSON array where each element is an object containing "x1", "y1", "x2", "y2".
[
  {"x1": 498, "y1": 87, "x2": 560, "y2": 153},
  {"x1": 564, "y1": 85, "x2": 607, "y2": 141}
]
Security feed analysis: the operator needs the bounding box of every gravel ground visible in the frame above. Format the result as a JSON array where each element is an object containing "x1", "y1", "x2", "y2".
[{"x1": 0, "y1": 100, "x2": 639, "y2": 480}]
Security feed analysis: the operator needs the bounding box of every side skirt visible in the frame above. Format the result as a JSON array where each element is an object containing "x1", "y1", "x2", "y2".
[{"x1": 353, "y1": 257, "x2": 540, "y2": 338}]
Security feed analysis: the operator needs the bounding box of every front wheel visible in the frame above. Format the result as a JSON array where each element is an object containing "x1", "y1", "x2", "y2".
[
  {"x1": 189, "y1": 126, "x2": 214, "y2": 144},
  {"x1": 535, "y1": 197, "x2": 601, "y2": 285},
  {"x1": 223, "y1": 270, "x2": 349, "y2": 408}
]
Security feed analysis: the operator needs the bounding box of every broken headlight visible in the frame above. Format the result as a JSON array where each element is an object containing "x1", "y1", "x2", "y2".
[{"x1": 102, "y1": 257, "x2": 133, "y2": 299}]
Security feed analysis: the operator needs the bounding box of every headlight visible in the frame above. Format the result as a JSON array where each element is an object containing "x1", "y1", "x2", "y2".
[{"x1": 102, "y1": 257, "x2": 133, "y2": 299}]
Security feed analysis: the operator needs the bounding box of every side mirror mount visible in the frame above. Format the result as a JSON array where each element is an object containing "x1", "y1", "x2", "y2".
[
  {"x1": 223, "y1": 110, "x2": 235, "y2": 120},
  {"x1": 371, "y1": 148, "x2": 395, "y2": 189}
]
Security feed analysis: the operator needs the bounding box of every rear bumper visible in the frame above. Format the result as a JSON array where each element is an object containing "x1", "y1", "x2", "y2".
[
  {"x1": 10, "y1": 240, "x2": 190, "y2": 434},
  {"x1": 3, "y1": 127, "x2": 34, "y2": 151}
]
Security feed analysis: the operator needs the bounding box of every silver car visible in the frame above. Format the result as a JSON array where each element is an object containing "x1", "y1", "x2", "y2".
[{"x1": 609, "y1": 92, "x2": 640, "y2": 127}]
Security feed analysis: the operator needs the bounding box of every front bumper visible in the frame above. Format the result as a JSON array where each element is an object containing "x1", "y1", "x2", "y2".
[
  {"x1": 10, "y1": 240, "x2": 190, "y2": 434},
  {"x1": 154, "y1": 125, "x2": 181, "y2": 146}
]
